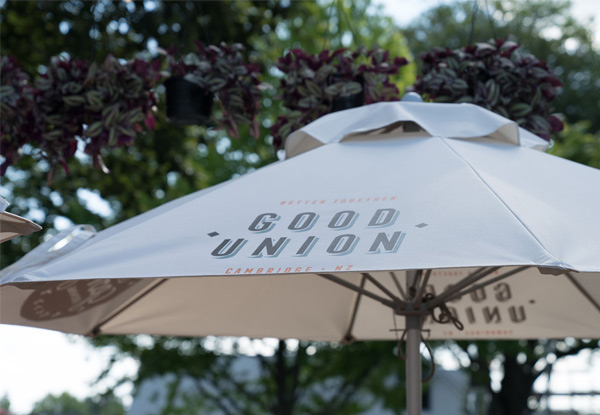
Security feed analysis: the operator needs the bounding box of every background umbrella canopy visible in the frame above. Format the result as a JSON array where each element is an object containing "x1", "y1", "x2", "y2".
[
  {"x1": 1, "y1": 102, "x2": 599, "y2": 342},
  {"x1": 0, "y1": 197, "x2": 42, "y2": 244}
]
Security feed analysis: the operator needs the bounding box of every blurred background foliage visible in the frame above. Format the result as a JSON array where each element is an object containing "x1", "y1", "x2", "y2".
[{"x1": 1, "y1": 0, "x2": 599, "y2": 414}]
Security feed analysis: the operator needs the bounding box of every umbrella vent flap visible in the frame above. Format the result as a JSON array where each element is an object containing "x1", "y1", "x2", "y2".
[
  {"x1": 0, "y1": 225, "x2": 96, "y2": 285},
  {"x1": 285, "y1": 102, "x2": 550, "y2": 159}
]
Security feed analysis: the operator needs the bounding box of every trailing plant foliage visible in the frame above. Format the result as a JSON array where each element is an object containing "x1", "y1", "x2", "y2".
[
  {"x1": 33, "y1": 56, "x2": 91, "y2": 173},
  {"x1": 271, "y1": 47, "x2": 409, "y2": 148},
  {"x1": 1, "y1": 55, "x2": 161, "y2": 176},
  {"x1": 411, "y1": 39, "x2": 563, "y2": 140},
  {"x1": 0, "y1": 56, "x2": 37, "y2": 175},
  {"x1": 163, "y1": 41, "x2": 262, "y2": 138},
  {"x1": 81, "y1": 55, "x2": 161, "y2": 169}
]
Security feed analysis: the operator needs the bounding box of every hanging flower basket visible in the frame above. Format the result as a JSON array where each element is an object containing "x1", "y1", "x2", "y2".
[
  {"x1": 165, "y1": 77, "x2": 213, "y2": 125},
  {"x1": 271, "y1": 47, "x2": 408, "y2": 148},
  {"x1": 329, "y1": 74, "x2": 365, "y2": 113},
  {"x1": 410, "y1": 39, "x2": 564, "y2": 140},
  {"x1": 1, "y1": 54, "x2": 161, "y2": 177},
  {"x1": 161, "y1": 42, "x2": 262, "y2": 138},
  {"x1": 0, "y1": 56, "x2": 37, "y2": 175}
]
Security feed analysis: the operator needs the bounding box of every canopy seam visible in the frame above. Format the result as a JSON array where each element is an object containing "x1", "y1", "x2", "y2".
[{"x1": 439, "y1": 137, "x2": 570, "y2": 270}]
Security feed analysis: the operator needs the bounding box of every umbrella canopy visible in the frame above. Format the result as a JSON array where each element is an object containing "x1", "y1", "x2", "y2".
[
  {"x1": 2, "y1": 101, "x2": 599, "y2": 414},
  {"x1": 0, "y1": 197, "x2": 42, "y2": 244}
]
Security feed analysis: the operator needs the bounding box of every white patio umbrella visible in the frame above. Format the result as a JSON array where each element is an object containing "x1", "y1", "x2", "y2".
[
  {"x1": 0, "y1": 197, "x2": 42, "y2": 244},
  {"x1": 2, "y1": 101, "x2": 599, "y2": 415}
]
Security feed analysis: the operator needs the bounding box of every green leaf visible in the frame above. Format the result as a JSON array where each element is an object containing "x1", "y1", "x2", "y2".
[
  {"x1": 298, "y1": 96, "x2": 318, "y2": 108},
  {"x1": 530, "y1": 67, "x2": 550, "y2": 78},
  {"x1": 84, "y1": 62, "x2": 98, "y2": 86},
  {"x1": 56, "y1": 67, "x2": 68, "y2": 81},
  {"x1": 86, "y1": 91, "x2": 103, "y2": 109},
  {"x1": 315, "y1": 65, "x2": 333, "y2": 82},
  {"x1": 66, "y1": 82, "x2": 82, "y2": 94},
  {"x1": 227, "y1": 94, "x2": 244, "y2": 108},
  {"x1": 183, "y1": 73, "x2": 205, "y2": 87},
  {"x1": 510, "y1": 103, "x2": 532, "y2": 117},
  {"x1": 485, "y1": 79, "x2": 500, "y2": 107},
  {"x1": 451, "y1": 79, "x2": 468, "y2": 91},
  {"x1": 531, "y1": 88, "x2": 542, "y2": 107},
  {"x1": 208, "y1": 78, "x2": 227, "y2": 91},
  {"x1": 117, "y1": 125, "x2": 136, "y2": 137},
  {"x1": 342, "y1": 81, "x2": 363, "y2": 96},
  {"x1": 108, "y1": 127, "x2": 117, "y2": 146},
  {"x1": 233, "y1": 66, "x2": 248, "y2": 76},
  {"x1": 63, "y1": 95, "x2": 86, "y2": 106},
  {"x1": 44, "y1": 115, "x2": 62, "y2": 125},
  {"x1": 126, "y1": 109, "x2": 145, "y2": 124},
  {"x1": 43, "y1": 130, "x2": 62, "y2": 141},
  {"x1": 433, "y1": 95, "x2": 452, "y2": 103},
  {"x1": 0, "y1": 102, "x2": 12, "y2": 114},
  {"x1": 305, "y1": 80, "x2": 322, "y2": 97},
  {"x1": 529, "y1": 114, "x2": 550, "y2": 134},
  {"x1": 103, "y1": 105, "x2": 119, "y2": 127},
  {"x1": 86, "y1": 121, "x2": 103, "y2": 138},
  {"x1": 36, "y1": 78, "x2": 52, "y2": 90},
  {"x1": 0, "y1": 85, "x2": 15, "y2": 96},
  {"x1": 297, "y1": 85, "x2": 310, "y2": 97},
  {"x1": 495, "y1": 105, "x2": 510, "y2": 118},
  {"x1": 324, "y1": 84, "x2": 343, "y2": 96},
  {"x1": 456, "y1": 96, "x2": 474, "y2": 103},
  {"x1": 299, "y1": 67, "x2": 315, "y2": 79},
  {"x1": 279, "y1": 124, "x2": 292, "y2": 140}
]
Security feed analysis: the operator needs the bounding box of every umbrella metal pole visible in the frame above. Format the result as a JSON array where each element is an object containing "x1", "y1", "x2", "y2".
[
  {"x1": 405, "y1": 314, "x2": 422, "y2": 415},
  {"x1": 405, "y1": 270, "x2": 422, "y2": 415}
]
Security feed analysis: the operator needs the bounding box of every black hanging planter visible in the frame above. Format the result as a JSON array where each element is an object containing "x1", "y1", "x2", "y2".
[
  {"x1": 165, "y1": 77, "x2": 213, "y2": 125},
  {"x1": 329, "y1": 75, "x2": 365, "y2": 113}
]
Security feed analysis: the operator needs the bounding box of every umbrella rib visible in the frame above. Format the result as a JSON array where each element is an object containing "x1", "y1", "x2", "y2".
[
  {"x1": 87, "y1": 278, "x2": 168, "y2": 336},
  {"x1": 413, "y1": 269, "x2": 432, "y2": 308},
  {"x1": 444, "y1": 266, "x2": 530, "y2": 302},
  {"x1": 318, "y1": 273, "x2": 396, "y2": 310},
  {"x1": 389, "y1": 271, "x2": 407, "y2": 300},
  {"x1": 425, "y1": 267, "x2": 498, "y2": 308},
  {"x1": 408, "y1": 269, "x2": 423, "y2": 297},
  {"x1": 362, "y1": 272, "x2": 405, "y2": 304},
  {"x1": 341, "y1": 274, "x2": 367, "y2": 343},
  {"x1": 565, "y1": 272, "x2": 600, "y2": 315}
]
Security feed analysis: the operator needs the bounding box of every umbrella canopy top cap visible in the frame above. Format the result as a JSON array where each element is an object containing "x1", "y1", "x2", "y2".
[{"x1": 285, "y1": 101, "x2": 549, "y2": 159}]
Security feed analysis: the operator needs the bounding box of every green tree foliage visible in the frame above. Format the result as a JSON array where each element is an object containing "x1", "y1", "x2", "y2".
[
  {"x1": 31, "y1": 391, "x2": 124, "y2": 415},
  {"x1": 0, "y1": 394, "x2": 10, "y2": 412},
  {"x1": 449, "y1": 338, "x2": 599, "y2": 415},
  {"x1": 93, "y1": 337, "x2": 405, "y2": 415},
  {"x1": 550, "y1": 121, "x2": 600, "y2": 168}
]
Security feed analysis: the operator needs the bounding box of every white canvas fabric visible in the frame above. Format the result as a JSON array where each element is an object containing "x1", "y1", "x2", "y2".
[{"x1": 1, "y1": 102, "x2": 598, "y2": 342}]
